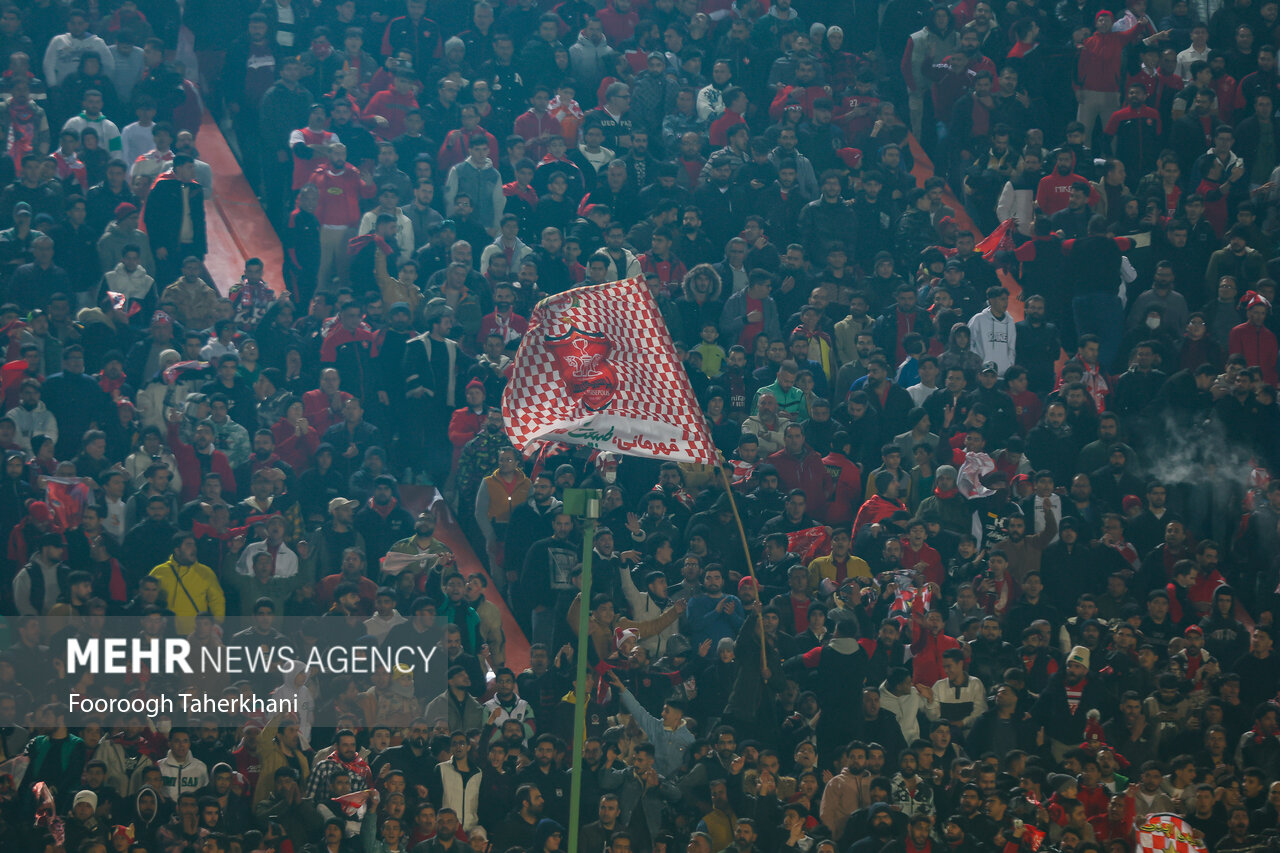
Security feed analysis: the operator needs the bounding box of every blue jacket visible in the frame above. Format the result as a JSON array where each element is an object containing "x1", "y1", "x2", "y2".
[
  {"x1": 686, "y1": 593, "x2": 746, "y2": 647},
  {"x1": 619, "y1": 687, "x2": 695, "y2": 776}
]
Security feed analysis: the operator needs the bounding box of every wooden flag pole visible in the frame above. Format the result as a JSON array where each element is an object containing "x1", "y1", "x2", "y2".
[{"x1": 718, "y1": 464, "x2": 768, "y2": 670}]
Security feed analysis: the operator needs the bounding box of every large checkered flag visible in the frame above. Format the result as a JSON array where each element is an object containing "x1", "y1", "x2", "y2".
[
  {"x1": 1137, "y1": 814, "x2": 1208, "y2": 853},
  {"x1": 503, "y1": 277, "x2": 717, "y2": 465}
]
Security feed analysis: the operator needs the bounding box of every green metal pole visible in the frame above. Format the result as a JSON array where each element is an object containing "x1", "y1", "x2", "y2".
[{"x1": 566, "y1": 497, "x2": 598, "y2": 853}]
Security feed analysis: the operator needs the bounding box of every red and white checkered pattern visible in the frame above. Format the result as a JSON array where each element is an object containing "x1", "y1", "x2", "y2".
[
  {"x1": 502, "y1": 277, "x2": 717, "y2": 465},
  {"x1": 1137, "y1": 814, "x2": 1208, "y2": 853}
]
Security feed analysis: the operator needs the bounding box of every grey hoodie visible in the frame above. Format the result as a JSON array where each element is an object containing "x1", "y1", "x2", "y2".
[
  {"x1": 569, "y1": 31, "x2": 615, "y2": 93},
  {"x1": 97, "y1": 220, "x2": 155, "y2": 273}
]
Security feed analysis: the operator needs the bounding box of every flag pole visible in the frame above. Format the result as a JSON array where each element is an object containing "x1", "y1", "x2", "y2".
[
  {"x1": 567, "y1": 493, "x2": 597, "y2": 853},
  {"x1": 718, "y1": 464, "x2": 768, "y2": 670}
]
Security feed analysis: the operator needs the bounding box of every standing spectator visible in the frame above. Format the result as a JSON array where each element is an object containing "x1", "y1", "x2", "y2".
[
  {"x1": 308, "y1": 142, "x2": 374, "y2": 294},
  {"x1": 142, "y1": 154, "x2": 206, "y2": 285},
  {"x1": 967, "y1": 287, "x2": 1018, "y2": 377},
  {"x1": 444, "y1": 134, "x2": 504, "y2": 239},
  {"x1": 258, "y1": 57, "x2": 312, "y2": 227},
  {"x1": 42, "y1": 9, "x2": 113, "y2": 88}
]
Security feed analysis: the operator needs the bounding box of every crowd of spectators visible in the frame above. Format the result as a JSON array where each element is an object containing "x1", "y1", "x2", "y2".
[{"x1": 0, "y1": 2, "x2": 1278, "y2": 853}]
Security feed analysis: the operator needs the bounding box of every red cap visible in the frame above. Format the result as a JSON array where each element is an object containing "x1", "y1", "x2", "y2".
[
  {"x1": 1185, "y1": 625, "x2": 1204, "y2": 635},
  {"x1": 738, "y1": 576, "x2": 758, "y2": 591},
  {"x1": 1095, "y1": 9, "x2": 1114, "y2": 20},
  {"x1": 28, "y1": 501, "x2": 52, "y2": 524},
  {"x1": 466, "y1": 379, "x2": 485, "y2": 392},
  {"x1": 837, "y1": 147, "x2": 862, "y2": 169},
  {"x1": 114, "y1": 202, "x2": 138, "y2": 220},
  {"x1": 1121, "y1": 495, "x2": 1143, "y2": 512}
]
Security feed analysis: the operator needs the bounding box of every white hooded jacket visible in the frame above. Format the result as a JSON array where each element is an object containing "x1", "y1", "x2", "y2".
[
  {"x1": 103, "y1": 261, "x2": 155, "y2": 302},
  {"x1": 5, "y1": 401, "x2": 58, "y2": 452},
  {"x1": 878, "y1": 680, "x2": 926, "y2": 743},
  {"x1": 270, "y1": 663, "x2": 315, "y2": 749},
  {"x1": 156, "y1": 749, "x2": 209, "y2": 801}
]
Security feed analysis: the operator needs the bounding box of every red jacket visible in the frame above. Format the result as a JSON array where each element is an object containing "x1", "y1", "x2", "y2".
[
  {"x1": 302, "y1": 389, "x2": 354, "y2": 434},
  {"x1": 1077, "y1": 24, "x2": 1150, "y2": 92},
  {"x1": 900, "y1": 539, "x2": 945, "y2": 587},
  {"x1": 822, "y1": 451, "x2": 863, "y2": 526},
  {"x1": 928, "y1": 54, "x2": 998, "y2": 116},
  {"x1": 270, "y1": 419, "x2": 321, "y2": 473},
  {"x1": 766, "y1": 448, "x2": 833, "y2": 519},
  {"x1": 769, "y1": 84, "x2": 829, "y2": 120},
  {"x1": 513, "y1": 109, "x2": 563, "y2": 160},
  {"x1": 438, "y1": 127, "x2": 499, "y2": 173},
  {"x1": 320, "y1": 322, "x2": 380, "y2": 364},
  {"x1": 167, "y1": 421, "x2": 236, "y2": 500},
  {"x1": 910, "y1": 622, "x2": 961, "y2": 685},
  {"x1": 596, "y1": 1, "x2": 639, "y2": 45},
  {"x1": 1229, "y1": 322, "x2": 1279, "y2": 385},
  {"x1": 478, "y1": 309, "x2": 528, "y2": 346},
  {"x1": 448, "y1": 406, "x2": 485, "y2": 449},
  {"x1": 638, "y1": 253, "x2": 687, "y2": 299},
  {"x1": 363, "y1": 88, "x2": 419, "y2": 140},
  {"x1": 709, "y1": 109, "x2": 746, "y2": 147},
  {"x1": 308, "y1": 165, "x2": 375, "y2": 227}
]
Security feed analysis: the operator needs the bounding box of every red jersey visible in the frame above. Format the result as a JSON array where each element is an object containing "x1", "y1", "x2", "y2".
[{"x1": 308, "y1": 164, "x2": 375, "y2": 227}]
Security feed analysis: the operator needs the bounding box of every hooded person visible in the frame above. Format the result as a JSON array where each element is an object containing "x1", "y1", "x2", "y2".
[
  {"x1": 914, "y1": 465, "x2": 969, "y2": 534},
  {"x1": 125, "y1": 786, "x2": 168, "y2": 850},
  {"x1": 939, "y1": 323, "x2": 983, "y2": 385},
  {"x1": 270, "y1": 662, "x2": 315, "y2": 749},
  {"x1": 135, "y1": 349, "x2": 184, "y2": 429},
  {"x1": 530, "y1": 818, "x2": 567, "y2": 853},
  {"x1": 1229, "y1": 290, "x2": 1278, "y2": 385},
  {"x1": 675, "y1": 263, "x2": 726, "y2": 350},
  {"x1": 96, "y1": 202, "x2": 155, "y2": 272},
  {"x1": 847, "y1": 801, "x2": 904, "y2": 853}
]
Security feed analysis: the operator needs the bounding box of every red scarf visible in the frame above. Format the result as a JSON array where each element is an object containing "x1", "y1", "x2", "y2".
[
  {"x1": 327, "y1": 750, "x2": 372, "y2": 785},
  {"x1": 1065, "y1": 677, "x2": 1087, "y2": 714},
  {"x1": 367, "y1": 497, "x2": 398, "y2": 519},
  {"x1": 934, "y1": 485, "x2": 958, "y2": 499},
  {"x1": 106, "y1": 557, "x2": 127, "y2": 603},
  {"x1": 98, "y1": 371, "x2": 127, "y2": 397},
  {"x1": 192, "y1": 521, "x2": 248, "y2": 541},
  {"x1": 347, "y1": 233, "x2": 393, "y2": 258}
]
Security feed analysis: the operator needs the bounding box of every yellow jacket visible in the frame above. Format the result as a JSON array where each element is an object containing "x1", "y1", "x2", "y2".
[
  {"x1": 150, "y1": 557, "x2": 225, "y2": 633},
  {"x1": 253, "y1": 712, "x2": 311, "y2": 805}
]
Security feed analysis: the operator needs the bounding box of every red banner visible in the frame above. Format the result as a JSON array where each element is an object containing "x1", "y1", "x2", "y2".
[
  {"x1": 44, "y1": 477, "x2": 91, "y2": 533},
  {"x1": 786, "y1": 526, "x2": 832, "y2": 563}
]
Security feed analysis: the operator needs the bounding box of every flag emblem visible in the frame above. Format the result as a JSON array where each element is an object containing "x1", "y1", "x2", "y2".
[{"x1": 547, "y1": 327, "x2": 616, "y2": 411}]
